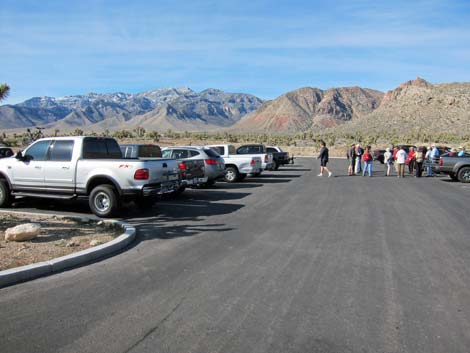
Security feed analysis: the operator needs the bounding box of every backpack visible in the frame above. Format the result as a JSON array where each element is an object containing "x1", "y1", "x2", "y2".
[{"x1": 363, "y1": 152, "x2": 371, "y2": 162}]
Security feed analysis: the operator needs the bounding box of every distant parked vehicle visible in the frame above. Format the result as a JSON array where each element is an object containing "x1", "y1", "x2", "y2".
[
  {"x1": 207, "y1": 144, "x2": 262, "y2": 183},
  {"x1": 121, "y1": 144, "x2": 205, "y2": 194},
  {"x1": 120, "y1": 144, "x2": 162, "y2": 159},
  {"x1": 266, "y1": 146, "x2": 292, "y2": 170},
  {"x1": 0, "y1": 137, "x2": 181, "y2": 217},
  {"x1": 373, "y1": 149, "x2": 388, "y2": 164},
  {"x1": 434, "y1": 152, "x2": 470, "y2": 182},
  {"x1": 235, "y1": 144, "x2": 273, "y2": 174},
  {"x1": 0, "y1": 147, "x2": 14, "y2": 159},
  {"x1": 162, "y1": 146, "x2": 225, "y2": 186}
]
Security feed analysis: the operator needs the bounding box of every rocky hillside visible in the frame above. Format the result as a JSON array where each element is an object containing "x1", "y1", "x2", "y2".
[
  {"x1": 332, "y1": 78, "x2": 470, "y2": 138},
  {"x1": 0, "y1": 88, "x2": 263, "y2": 132},
  {"x1": 232, "y1": 86, "x2": 384, "y2": 133},
  {"x1": 120, "y1": 89, "x2": 262, "y2": 131}
]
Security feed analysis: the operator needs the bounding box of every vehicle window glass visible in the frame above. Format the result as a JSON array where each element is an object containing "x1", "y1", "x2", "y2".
[
  {"x1": 267, "y1": 147, "x2": 276, "y2": 153},
  {"x1": 0, "y1": 148, "x2": 13, "y2": 157},
  {"x1": 173, "y1": 149, "x2": 189, "y2": 159},
  {"x1": 139, "y1": 145, "x2": 162, "y2": 158},
  {"x1": 190, "y1": 150, "x2": 200, "y2": 157},
  {"x1": 162, "y1": 150, "x2": 172, "y2": 158},
  {"x1": 49, "y1": 140, "x2": 74, "y2": 161},
  {"x1": 106, "y1": 139, "x2": 122, "y2": 158},
  {"x1": 25, "y1": 140, "x2": 51, "y2": 161},
  {"x1": 228, "y1": 145, "x2": 236, "y2": 154},
  {"x1": 237, "y1": 146, "x2": 248, "y2": 154},
  {"x1": 83, "y1": 138, "x2": 107, "y2": 159},
  {"x1": 211, "y1": 146, "x2": 224, "y2": 155},
  {"x1": 83, "y1": 138, "x2": 122, "y2": 159},
  {"x1": 120, "y1": 146, "x2": 131, "y2": 158},
  {"x1": 204, "y1": 148, "x2": 220, "y2": 158}
]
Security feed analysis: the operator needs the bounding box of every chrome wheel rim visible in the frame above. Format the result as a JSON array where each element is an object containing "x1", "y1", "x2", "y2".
[
  {"x1": 226, "y1": 170, "x2": 235, "y2": 182},
  {"x1": 94, "y1": 192, "x2": 111, "y2": 213},
  {"x1": 464, "y1": 170, "x2": 470, "y2": 181}
]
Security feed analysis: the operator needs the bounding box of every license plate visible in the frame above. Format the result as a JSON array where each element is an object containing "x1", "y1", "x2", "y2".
[{"x1": 167, "y1": 174, "x2": 179, "y2": 181}]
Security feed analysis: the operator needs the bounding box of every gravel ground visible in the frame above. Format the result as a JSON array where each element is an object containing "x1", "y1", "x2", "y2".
[{"x1": 0, "y1": 214, "x2": 122, "y2": 271}]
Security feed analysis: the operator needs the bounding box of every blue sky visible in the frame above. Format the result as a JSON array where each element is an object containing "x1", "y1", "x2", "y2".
[{"x1": 1, "y1": 0, "x2": 470, "y2": 104}]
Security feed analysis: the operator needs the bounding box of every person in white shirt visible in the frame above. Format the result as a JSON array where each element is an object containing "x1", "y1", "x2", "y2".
[
  {"x1": 396, "y1": 146, "x2": 408, "y2": 178},
  {"x1": 383, "y1": 148, "x2": 393, "y2": 176}
]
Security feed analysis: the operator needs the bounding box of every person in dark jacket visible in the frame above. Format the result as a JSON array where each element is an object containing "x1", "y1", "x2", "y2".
[
  {"x1": 317, "y1": 141, "x2": 333, "y2": 177},
  {"x1": 347, "y1": 143, "x2": 356, "y2": 176}
]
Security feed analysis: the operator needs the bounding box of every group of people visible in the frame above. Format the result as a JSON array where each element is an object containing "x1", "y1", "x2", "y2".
[{"x1": 316, "y1": 141, "x2": 467, "y2": 178}]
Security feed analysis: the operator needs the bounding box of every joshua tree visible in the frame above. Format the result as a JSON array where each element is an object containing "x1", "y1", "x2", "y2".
[{"x1": 0, "y1": 83, "x2": 10, "y2": 101}]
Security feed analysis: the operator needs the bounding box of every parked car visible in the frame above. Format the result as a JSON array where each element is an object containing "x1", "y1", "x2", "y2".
[
  {"x1": 207, "y1": 144, "x2": 262, "y2": 183},
  {"x1": 373, "y1": 149, "x2": 388, "y2": 164},
  {"x1": 422, "y1": 146, "x2": 451, "y2": 172},
  {"x1": 433, "y1": 152, "x2": 470, "y2": 182},
  {"x1": 266, "y1": 146, "x2": 292, "y2": 170},
  {"x1": 162, "y1": 146, "x2": 225, "y2": 186},
  {"x1": 0, "y1": 137, "x2": 181, "y2": 217},
  {"x1": 120, "y1": 144, "x2": 205, "y2": 194},
  {"x1": 0, "y1": 147, "x2": 14, "y2": 159},
  {"x1": 235, "y1": 144, "x2": 273, "y2": 174}
]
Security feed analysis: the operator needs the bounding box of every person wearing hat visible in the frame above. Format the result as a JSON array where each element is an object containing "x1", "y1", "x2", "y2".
[{"x1": 458, "y1": 146, "x2": 466, "y2": 157}]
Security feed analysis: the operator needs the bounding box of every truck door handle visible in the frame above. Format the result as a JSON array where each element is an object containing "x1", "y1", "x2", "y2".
[
  {"x1": 62, "y1": 166, "x2": 70, "y2": 170},
  {"x1": 163, "y1": 163, "x2": 167, "y2": 168},
  {"x1": 34, "y1": 166, "x2": 42, "y2": 169}
]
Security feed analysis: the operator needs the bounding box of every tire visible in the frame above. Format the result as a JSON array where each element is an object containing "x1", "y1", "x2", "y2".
[
  {"x1": 252, "y1": 171, "x2": 262, "y2": 177},
  {"x1": 89, "y1": 185, "x2": 121, "y2": 218},
  {"x1": 0, "y1": 179, "x2": 13, "y2": 208},
  {"x1": 224, "y1": 166, "x2": 239, "y2": 183},
  {"x1": 273, "y1": 161, "x2": 280, "y2": 170},
  {"x1": 203, "y1": 180, "x2": 216, "y2": 187},
  {"x1": 449, "y1": 173, "x2": 459, "y2": 181},
  {"x1": 458, "y1": 167, "x2": 470, "y2": 183}
]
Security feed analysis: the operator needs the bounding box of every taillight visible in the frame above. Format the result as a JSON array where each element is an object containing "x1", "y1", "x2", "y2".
[
  {"x1": 178, "y1": 162, "x2": 186, "y2": 178},
  {"x1": 439, "y1": 157, "x2": 443, "y2": 166},
  {"x1": 134, "y1": 168, "x2": 149, "y2": 180},
  {"x1": 205, "y1": 159, "x2": 218, "y2": 165},
  {"x1": 264, "y1": 155, "x2": 268, "y2": 162},
  {"x1": 250, "y1": 159, "x2": 255, "y2": 166}
]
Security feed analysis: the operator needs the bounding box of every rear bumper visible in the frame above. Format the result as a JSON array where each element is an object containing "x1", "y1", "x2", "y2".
[{"x1": 240, "y1": 166, "x2": 261, "y2": 174}]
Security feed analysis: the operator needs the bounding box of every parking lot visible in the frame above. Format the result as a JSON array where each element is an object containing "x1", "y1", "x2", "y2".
[{"x1": 1, "y1": 158, "x2": 470, "y2": 353}]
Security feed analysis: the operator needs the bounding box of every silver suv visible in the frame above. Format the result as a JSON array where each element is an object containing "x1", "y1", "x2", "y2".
[{"x1": 162, "y1": 146, "x2": 226, "y2": 185}]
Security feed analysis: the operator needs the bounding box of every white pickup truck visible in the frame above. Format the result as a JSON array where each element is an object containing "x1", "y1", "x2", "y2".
[
  {"x1": 207, "y1": 144, "x2": 262, "y2": 182},
  {"x1": 0, "y1": 137, "x2": 180, "y2": 217}
]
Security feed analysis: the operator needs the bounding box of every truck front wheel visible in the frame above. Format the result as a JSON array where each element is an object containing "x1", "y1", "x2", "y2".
[
  {"x1": 0, "y1": 179, "x2": 13, "y2": 208},
  {"x1": 89, "y1": 185, "x2": 120, "y2": 217}
]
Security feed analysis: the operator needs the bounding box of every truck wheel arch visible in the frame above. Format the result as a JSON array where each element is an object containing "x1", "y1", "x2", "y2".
[
  {"x1": 0, "y1": 172, "x2": 12, "y2": 189},
  {"x1": 86, "y1": 176, "x2": 122, "y2": 195}
]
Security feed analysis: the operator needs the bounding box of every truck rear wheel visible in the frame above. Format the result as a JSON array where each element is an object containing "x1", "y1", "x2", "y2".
[
  {"x1": 0, "y1": 179, "x2": 13, "y2": 208},
  {"x1": 225, "y1": 167, "x2": 239, "y2": 183},
  {"x1": 458, "y1": 167, "x2": 470, "y2": 183},
  {"x1": 89, "y1": 185, "x2": 120, "y2": 217}
]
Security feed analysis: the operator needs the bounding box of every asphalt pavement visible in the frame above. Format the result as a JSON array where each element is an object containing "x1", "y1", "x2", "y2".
[{"x1": 1, "y1": 158, "x2": 470, "y2": 353}]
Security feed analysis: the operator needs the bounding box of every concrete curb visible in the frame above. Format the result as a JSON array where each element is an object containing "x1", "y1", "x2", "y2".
[{"x1": 0, "y1": 211, "x2": 136, "y2": 289}]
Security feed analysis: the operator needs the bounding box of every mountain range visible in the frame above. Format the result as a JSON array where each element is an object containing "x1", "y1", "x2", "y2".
[
  {"x1": 1, "y1": 78, "x2": 470, "y2": 137},
  {"x1": 0, "y1": 88, "x2": 263, "y2": 132}
]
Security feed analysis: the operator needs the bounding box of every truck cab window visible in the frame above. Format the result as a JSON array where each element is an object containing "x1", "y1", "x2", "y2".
[{"x1": 24, "y1": 140, "x2": 51, "y2": 161}]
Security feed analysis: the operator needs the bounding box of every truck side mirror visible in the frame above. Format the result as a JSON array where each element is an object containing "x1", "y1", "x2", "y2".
[{"x1": 15, "y1": 151, "x2": 24, "y2": 160}]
